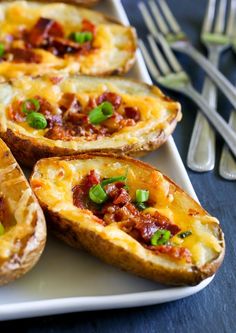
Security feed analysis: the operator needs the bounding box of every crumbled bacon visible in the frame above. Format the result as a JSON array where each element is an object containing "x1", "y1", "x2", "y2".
[
  {"x1": 59, "y1": 93, "x2": 82, "y2": 114},
  {"x1": 146, "y1": 245, "x2": 192, "y2": 263},
  {"x1": 113, "y1": 188, "x2": 131, "y2": 205},
  {"x1": 134, "y1": 211, "x2": 181, "y2": 243},
  {"x1": 96, "y1": 92, "x2": 122, "y2": 110},
  {"x1": 81, "y1": 19, "x2": 96, "y2": 35},
  {"x1": 10, "y1": 48, "x2": 42, "y2": 63},
  {"x1": 27, "y1": 17, "x2": 64, "y2": 47},
  {"x1": 124, "y1": 107, "x2": 141, "y2": 122},
  {"x1": 7, "y1": 100, "x2": 26, "y2": 122},
  {"x1": 72, "y1": 170, "x2": 103, "y2": 219}
]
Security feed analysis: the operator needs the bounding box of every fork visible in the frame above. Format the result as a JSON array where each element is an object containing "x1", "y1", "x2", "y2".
[
  {"x1": 219, "y1": 111, "x2": 236, "y2": 179},
  {"x1": 188, "y1": 0, "x2": 233, "y2": 172},
  {"x1": 139, "y1": 34, "x2": 236, "y2": 158},
  {"x1": 138, "y1": 0, "x2": 236, "y2": 109}
]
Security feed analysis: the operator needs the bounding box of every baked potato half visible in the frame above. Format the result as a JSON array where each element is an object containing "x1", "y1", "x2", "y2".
[
  {"x1": 0, "y1": 138, "x2": 46, "y2": 286},
  {"x1": 0, "y1": 1, "x2": 136, "y2": 81},
  {"x1": 0, "y1": 75, "x2": 181, "y2": 167},
  {"x1": 30, "y1": 154, "x2": 224, "y2": 286}
]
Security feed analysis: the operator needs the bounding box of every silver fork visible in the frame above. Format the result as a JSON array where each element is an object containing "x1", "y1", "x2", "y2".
[
  {"x1": 138, "y1": 0, "x2": 236, "y2": 109},
  {"x1": 188, "y1": 0, "x2": 233, "y2": 172},
  {"x1": 219, "y1": 111, "x2": 236, "y2": 179},
  {"x1": 139, "y1": 34, "x2": 236, "y2": 158}
]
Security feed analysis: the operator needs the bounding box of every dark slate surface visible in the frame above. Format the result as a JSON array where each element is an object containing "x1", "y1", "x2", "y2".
[{"x1": 1, "y1": 0, "x2": 236, "y2": 332}]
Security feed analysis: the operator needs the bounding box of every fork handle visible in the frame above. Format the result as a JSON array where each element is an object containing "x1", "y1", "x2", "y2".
[
  {"x1": 174, "y1": 44, "x2": 236, "y2": 109},
  {"x1": 219, "y1": 111, "x2": 236, "y2": 180},
  {"x1": 187, "y1": 49, "x2": 219, "y2": 172},
  {"x1": 185, "y1": 86, "x2": 236, "y2": 158}
]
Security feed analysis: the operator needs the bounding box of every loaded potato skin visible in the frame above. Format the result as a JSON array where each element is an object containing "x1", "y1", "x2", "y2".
[
  {"x1": 0, "y1": 138, "x2": 46, "y2": 286},
  {"x1": 0, "y1": 75, "x2": 181, "y2": 167},
  {"x1": 30, "y1": 154, "x2": 224, "y2": 286},
  {"x1": 0, "y1": 1, "x2": 136, "y2": 80}
]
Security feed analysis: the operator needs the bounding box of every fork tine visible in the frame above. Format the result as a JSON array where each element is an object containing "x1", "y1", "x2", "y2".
[
  {"x1": 138, "y1": 2, "x2": 159, "y2": 38},
  {"x1": 138, "y1": 39, "x2": 161, "y2": 78},
  {"x1": 202, "y1": 0, "x2": 216, "y2": 33},
  {"x1": 226, "y1": 0, "x2": 236, "y2": 36},
  {"x1": 148, "y1": 1, "x2": 169, "y2": 35},
  {"x1": 214, "y1": 0, "x2": 227, "y2": 33},
  {"x1": 158, "y1": 0, "x2": 182, "y2": 33},
  {"x1": 147, "y1": 35, "x2": 171, "y2": 75},
  {"x1": 153, "y1": 33, "x2": 183, "y2": 73}
]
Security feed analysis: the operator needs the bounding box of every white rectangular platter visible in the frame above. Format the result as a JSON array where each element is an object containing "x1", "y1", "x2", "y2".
[{"x1": 0, "y1": 0, "x2": 213, "y2": 321}]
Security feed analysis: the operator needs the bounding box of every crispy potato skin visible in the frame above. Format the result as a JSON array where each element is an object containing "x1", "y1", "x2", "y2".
[
  {"x1": 0, "y1": 77, "x2": 181, "y2": 167},
  {"x1": 30, "y1": 153, "x2": 225, "y2": 286},
  {"x1": 0, "y1": 139, "x2": 46, "y2": 286},
  {"x1": 0, "y1": 124, "x2": 173, "y2": 168}
]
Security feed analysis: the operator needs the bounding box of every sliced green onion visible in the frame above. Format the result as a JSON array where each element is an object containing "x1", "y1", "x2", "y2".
[
  {"x1": 178, "y1": 231, "x2": 192, "y2": 239},
  {"x1": 0, "y1": 222, "x2": 5, "y2": 236},
  {"x1": 26, "y1": 112, "x2": 47, "y2": 129},
  {"x1": 101, "y1": 176, "x2": 127, "y2": 187},
  {"x1": 136, "y1": 189, "x2": 149, "y2": 203},
  {"x1": 89, "y1": 102, "x2": 113, "y2": 124},
  {"x1": 150, "y1": 229, "x2": 171, "y2": 246},
  {"x1": 0, "y1": 43, "x2": 4, "y2": 57},
  {"x1": 21, "y1": 98, "x2": 40, "y2": 114},
  {"x1": 89, "y1": 184, "x2": 108, "y2": 204},
  {"x1": 70, "y1": 31, "x2": 93, "y2": 44},
  {"x1": 136, "y1": 202, "x2": 147, "y2": 211}
]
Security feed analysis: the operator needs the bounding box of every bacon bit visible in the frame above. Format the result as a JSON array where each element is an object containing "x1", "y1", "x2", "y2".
[
  {"x1": 81, "y1": 19, "x2": 96, "y2": 35},
  {"x1": 44, "y1": 125, "x2": 69, "y2": 140},
  {"x1": 136, "y1": 211, "x2": 180, "y2": 242},
  {"x1": 146, "y1": 245, "x2": 192, "y2": 263},
  {"x1": 188, "y1": 208, "x2": 200, "y2": 216},
  {"x1": 96, "y1": 92, "x2": 122, "y2": 110},
  {"x1": 124, "y1": 107, "x2": 141, "y2": 122},
  {"x1": 27, "y1": 17, "x2": 64, "y2": 47},
  {"x1": 83, "y1": 170, "x2": 100, "y2": 190},
  {"x1": 113, "y1": 188, "x2": 131, "y2": 205},
  {"x1": 7, "y1": 100, "x2": 26, "y2": 122},
  {"x1": 49, "y1": 76, "x2": 63, "y2": 85},
  {"x1": 46, "y1": 37, "x2": 91, "y2": 57},
  {"x1": 72, "y1": 185, "x2": 86, "y2": 209},
  {"x1": 59, "y1": 93, "x2": 82, "y2": 115},
  {"x1": 10, "y1": 48, "x2": 42, "y2": 63}
]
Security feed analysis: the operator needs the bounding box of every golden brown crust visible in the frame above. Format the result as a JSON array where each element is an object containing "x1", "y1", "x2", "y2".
[
  {"x1": 0, "y1": 138, "x2": 46, "y2": 286},
  {"x1": 0, "y1": 76, "x2": 181, "y2": 167},
  {"x1": 30, "y1": 153, "x2": 225, "y2": 286}
]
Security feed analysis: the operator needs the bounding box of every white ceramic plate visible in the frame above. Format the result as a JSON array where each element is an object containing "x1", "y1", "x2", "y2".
[{"x1": 0, "y1": 0, "x2": 213, "y2": 321}]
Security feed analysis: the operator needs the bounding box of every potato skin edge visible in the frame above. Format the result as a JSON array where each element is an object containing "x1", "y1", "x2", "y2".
[
  {"x1": 0, "y1": 139, "x2": 47, "y2": 286},
  {"x1": 30, "y1": 153, "x2": 225, "y2": 286}
]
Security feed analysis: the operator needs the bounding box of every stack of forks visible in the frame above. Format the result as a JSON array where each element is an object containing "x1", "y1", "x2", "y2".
[{"x1": 138, "y1": 0, "x2": 236, "y2": 180}]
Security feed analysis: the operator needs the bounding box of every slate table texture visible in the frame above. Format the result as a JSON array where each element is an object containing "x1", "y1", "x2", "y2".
[{"x1": 1, "y1": 0, "x2": 236, "y2": 332}]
